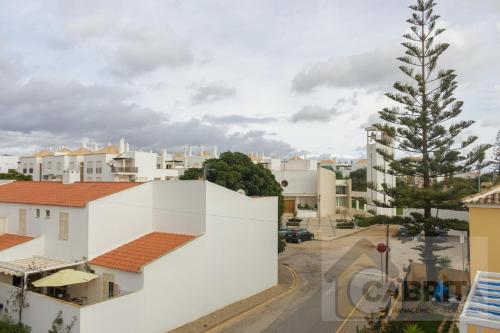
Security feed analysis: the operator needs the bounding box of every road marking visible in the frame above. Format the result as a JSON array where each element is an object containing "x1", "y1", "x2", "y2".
[{"x1": 336, "y1": 284, "x2": 377, "y2": 333}]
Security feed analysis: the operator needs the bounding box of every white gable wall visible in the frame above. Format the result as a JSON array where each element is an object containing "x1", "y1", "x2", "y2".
[
  {"x1": 152, "y1": 180, "x2": 206, "y2": 236},
  {"x1": 87, "y1": 182, "x2": 153, "y2": 259}
]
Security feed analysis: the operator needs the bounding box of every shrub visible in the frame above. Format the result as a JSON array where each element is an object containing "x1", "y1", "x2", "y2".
[
  {"x1": 0, "y1": 320, "x2": 31, "y2": 333},
  {"x1": 337, "y1": 222, "x2": 355, "y2": 229}
]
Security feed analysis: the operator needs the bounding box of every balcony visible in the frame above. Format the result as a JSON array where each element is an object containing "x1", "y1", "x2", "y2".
[{"x1": 111, "y1": 166, "x2": 138, "y2": 173}]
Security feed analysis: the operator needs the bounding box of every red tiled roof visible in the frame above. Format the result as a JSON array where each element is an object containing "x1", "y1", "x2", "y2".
[
  {"x1": 0, "y1": 234, "x2": 34, "y2": 251},
  {"x1": 89, "y1": 232, "x2": 196, "y2": 273},
  {"x1": 0, "y1": 181, "x2": 142, "y2": 208}
]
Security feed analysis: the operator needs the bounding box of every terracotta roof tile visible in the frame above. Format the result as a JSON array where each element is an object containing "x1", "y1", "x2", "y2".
[
  {"x1": 89, "y1": 232, "x2": 196, "y2": 273},
  {"x1": 0, "y1": 181, "x2": 142, "y2": 207},
  {"x1": 0, "y1": 234, "x2": 34, "y2": 251},
  {"x1": 464, "y1": 185, "x2": 500, "y2": 206}
]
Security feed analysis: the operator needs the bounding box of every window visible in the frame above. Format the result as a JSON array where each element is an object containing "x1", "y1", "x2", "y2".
[
  {"x1": 87, "y1": 161, "x2": 93, "y2": 174},
  {"x1": 336, "y1": 186, "x2": 347, "y2": 195},
  {"x1": 58, "y1": 212, "x2": 69, "y2": 240},
  {"x1": 47, "y1": 162, "x2": 52, "y2": 170},
  {"x1": 336, "y1": 197, "x2": 348, "y2": 207},
  {"x1": 22, "y1": 163, "x2": 27, "y2": 173},
  {"x1": 96, "y1": 161, "x2": 102, "y2": 174},
  {"x1": 29, "y1": 163, "x2": 34, "y2": 174},
  {"x1": 35, "y1": 209, "x2": 40, "y2": 218},
  {"x1": 57, "y1": 162, "x2": 62, "y2": 170},
  {"x1": 45, "y1": 210, "x2": 51, "y2": 219},
  {"x1": 18, "y1": 209, "x2": 27, "y2": 235},
  {"x1": 69, "y1": 161, "x2": 75, "y2": 170}
]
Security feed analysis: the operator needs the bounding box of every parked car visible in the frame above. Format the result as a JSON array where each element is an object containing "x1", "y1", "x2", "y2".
[
  {"x1": 286, "y1": 229, "x2": 314, "y2": 243},
  {"x1": 278, "y1": 227, "x2": 290, "y2": 237}
]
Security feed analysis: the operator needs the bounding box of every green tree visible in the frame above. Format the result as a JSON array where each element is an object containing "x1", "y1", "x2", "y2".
[
  {"x1": 495, "y1": 129, "x2": 500, "y2": 178},
  {"x1": 349, "y1": 168, "x2": 367, "y2": 191},
  {"x1": 179, "y1": 168, "x2": 204, "y2": 180},
  {"x1": 372, "y1": 0, "x2": 490, "y2": 281},
  {"x1": 180, "y1": 152, "x2": 285, "y2": 252},
  {"x1": 0, "y1": 170, "x2": 32, "y2": 181}
]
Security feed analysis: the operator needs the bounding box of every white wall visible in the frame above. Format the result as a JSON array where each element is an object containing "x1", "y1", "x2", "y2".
[
  {"x1": 272, "y1": 170, "x2": 318, "y2": 195},
  {"x1": 0, "y1": 237, "x2": 44, "y2": 261},
  {"x1": 79, "y1": 181, "x2": 278, "y2": 333},
  {"x1": 42, "y1": 206, "x2": 89, "y2": 261},
  {"x1": 19, "y1": 156, "x2": 41, "y2": 181},
  {"x1": 152, "y1": 180, "x2": 206, "y2": 236},
  {"x1": 87, "y1": 182, "x2": 153, "y2": 259},
  {"x1": 0, "y1": 282, "x2": 81, "y2": 333},
  {"x1": 0, "y1": 203, "x2": 89, "y2": 261},
  {"x1": 403, "y1": 208, "x2": 469, "y2": 221},
  {"x1": 284, "y1": 159, "x2": 317, "y2": 171},
  {"x1": 83, "y1": 154, "x2": 114, "y2": 182},
  {"x1": 0, "y1": 155, "x2": 18, "y2": 173}
]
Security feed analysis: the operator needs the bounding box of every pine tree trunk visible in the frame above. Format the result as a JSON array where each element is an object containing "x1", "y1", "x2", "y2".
[{"x1": 419, "y1": 8, "x2": 438, "y2": 283}]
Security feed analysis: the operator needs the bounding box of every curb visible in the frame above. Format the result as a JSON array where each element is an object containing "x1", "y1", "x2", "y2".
[
  {"x1": 316, "y1": 224, "x2": 380, "y2": 242},
  {"x1": 204, "y1": 264, "x2": 299, "y2": 333}
]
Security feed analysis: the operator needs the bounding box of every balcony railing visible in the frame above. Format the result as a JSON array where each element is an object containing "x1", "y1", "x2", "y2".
[{"x1": 111, "y1": 166, "x2": 138, "y2": 173}]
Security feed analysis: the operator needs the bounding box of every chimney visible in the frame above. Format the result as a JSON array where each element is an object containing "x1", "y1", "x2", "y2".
[{"x1": 119, "y1": 138, "x2": 126, "y2": 154}]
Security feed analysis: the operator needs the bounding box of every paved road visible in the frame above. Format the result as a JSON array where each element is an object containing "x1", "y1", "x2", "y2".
[{"x1": 214, "y1": 225, "x2": 467, "y2": 333}]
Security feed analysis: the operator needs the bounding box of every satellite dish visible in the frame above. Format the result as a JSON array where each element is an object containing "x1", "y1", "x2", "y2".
[{"x1": 237, "y1": 189, "x2": 246, "y2": 195}]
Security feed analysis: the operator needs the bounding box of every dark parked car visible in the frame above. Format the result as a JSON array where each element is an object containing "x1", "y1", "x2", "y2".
[{"x1": 286, "y1": 229, "x2": 314, "y2": 243}]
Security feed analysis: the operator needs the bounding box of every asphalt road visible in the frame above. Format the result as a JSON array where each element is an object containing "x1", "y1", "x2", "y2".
[
  {"x1": 213, "y1": 225, "x2": 467, "y2": 333},
  {"x1": 213, "y1": 226, "x2": 402, "y2": 333}
]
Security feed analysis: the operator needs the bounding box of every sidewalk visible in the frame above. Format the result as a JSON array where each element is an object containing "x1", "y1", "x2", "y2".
[{"x1": 169, "y1": 263, "x2": 297, "y2": 333}]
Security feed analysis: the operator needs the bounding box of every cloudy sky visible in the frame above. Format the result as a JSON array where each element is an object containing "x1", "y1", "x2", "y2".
[{"x1": 0, "y1": 0, "x2": 498, "y2": 159}]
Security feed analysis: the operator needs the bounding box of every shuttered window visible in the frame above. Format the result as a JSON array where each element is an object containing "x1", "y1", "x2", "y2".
[
  {"x1": 58, "y1": 212, "x2": 69, "y2": 240},
  {"x1": 18, "y1": 209, "x2": 27, "y2": 235}
]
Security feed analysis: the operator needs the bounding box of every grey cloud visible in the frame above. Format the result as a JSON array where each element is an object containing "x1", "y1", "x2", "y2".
[
  {"x1": 189, "y1": 81, "x2": 236, "y2": 104},
  {"x1": 110, "y1": 26, "x2": 193, "y2": 78},
  {"x1": 292, "y1": 45, "x2": 399, "y2": 93},
  {"x1": 0, "y1": 78, "x2": 293, "y2": 155},
  {"x1": 359, "y1": 112, "x2": 381, "y2": 129},
  {"x1": 202, "y1": 114, "x2": 277, "y2": 126},
  {"x1": 290, "y1": 105, "x2": 339, "y2": 123}
]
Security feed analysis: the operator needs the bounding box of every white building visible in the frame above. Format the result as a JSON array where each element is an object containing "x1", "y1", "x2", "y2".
[
  {"x1": 0, "y1": 180, "x2": 277, "y2": 332},
  {"x1": 366, "y1": 127, "x2": 396, "y2": 216},
  {"x1": 272, "y1": 166, "x2": 352, "y2": 218},
  {"x1": 0, "y1": 155, "x2": 18, "y2": 174},
  {"x1": 18, "y1": 139, "x2": 189, "y2": 183}
]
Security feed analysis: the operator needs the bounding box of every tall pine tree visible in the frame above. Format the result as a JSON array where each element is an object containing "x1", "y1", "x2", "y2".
[
  {"x1": 372, "y1": 0, "x2": 491, "y2": 282},
  {"x1": 495, "y1": 129, "x2": 500, "y2": 178}
]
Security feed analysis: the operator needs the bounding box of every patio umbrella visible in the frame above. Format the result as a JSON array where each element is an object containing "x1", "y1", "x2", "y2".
[{"x1": 32, "y1": 269, "x2": 98, "y2": 287}]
